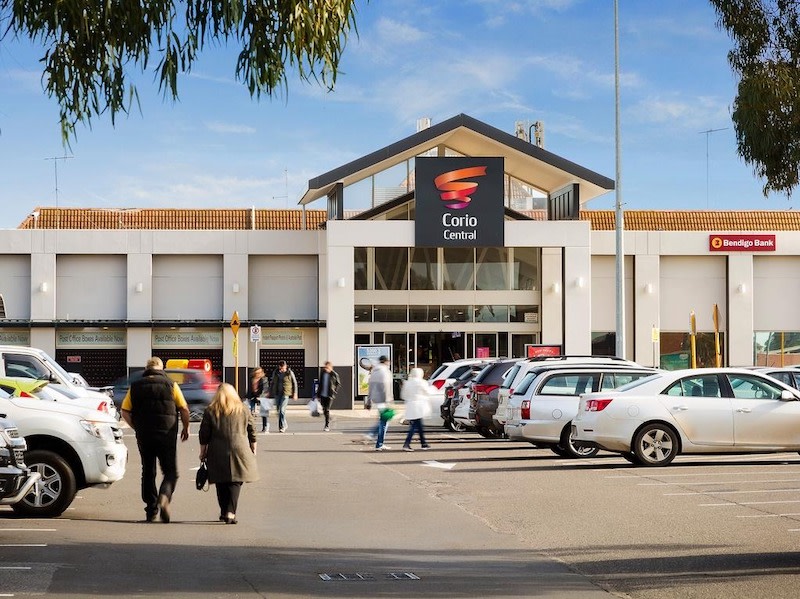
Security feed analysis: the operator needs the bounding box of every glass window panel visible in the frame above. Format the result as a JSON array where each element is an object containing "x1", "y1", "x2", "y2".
[
  {"x1": 354, "y1": 305, "x2": 372, "y2": 322},
  {"x1": 373, "y1": 306, "x2": 407, "y2": 322},
  {"x1": 409, "y1": 305, "x2": 440, "y2": 322},
  {"x1": 373, "y1": 162, "x2": 409, "y2": 206},
  {"x1": 591, "y1": 332, "x2": 616, "y2": 356},
  {"x1": 475, "y1": 333, "x2": 496, "y2": 358},
  {"x1": 374, "y1": 248, "x2": 408, "y2": 290},
  {"x1": 442, "y1": 248, "x2": 474, "y2": 290},
  {"x1": 410, "y1": 248, "x2": 438, "y2": 290},
  {"x1": 476, "y1": 248, "x2": 508, "y2": 290},
  {"x1": 510, "y1": 305, "x2": 539, "y2": 324},
  {"x1": 511, "y1": 334, "x2": 536, "y2": 358},
  {"x1": 442, "y1": 305, "x2": 471, "y2": 323},
  {"x1": 474, "y1": 305, "x2": 508, "y2": 323},
  {"x1": 354, "y1": 247, "x2": 368, "y2": 290},
  {"x1": 660, "y1": 332, "x2": 725, "y2": 370},
  {"x1": 727, "y1": 374, "x2": 784, "y2": 400},
  {"x1": 343, "y1": 177, "x2": 372, "y2": 211},
  {"x1": 498, "y1": 333, "x2": 508, "y2": 358},
  {"x1": 513, "y1": 247, "x2": 540, "y2": 291},
  {"x1": 754, "y1": 331, "x2": 800, "y2": 366}
]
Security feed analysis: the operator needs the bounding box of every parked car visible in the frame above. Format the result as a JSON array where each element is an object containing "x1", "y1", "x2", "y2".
[
  {"x1": 440, "y1": 366, "x2": 484, "y2": 432},
  {"x1": 471, "y1": 358, "x2": 522, "y2": 438},
  {"x1": 0, "y1": 416, "x2": 40, "y2": 509},
  {"x1": 425, "y1": 358, "x2": 489, "y2": 428},
  {"x1": 451, "y1": 378, "x2": 477, "y2": 432},
  {"x1": 69, "y1": 372, "x2": 114, "y2": 399},
  {"x1": 495, "y1": 355, "x2": 642, "y2": 432},
  {"x1": 0, "y1": 376, "x2": 115, "y2": 416},
  {"x1": 749, "y1": 367, "x2": 800, "y2": 390},
  {"x1": 0, "y1": 346, "x2": 114, "y2": 411},
  {"x1": 112, "y1": 368, "x2": 220, "y2": 421},
  {"x1": 573, "y1": 368, "x2": 800, "y2": 466},
  {"x1": 505, "y1": 364, "x2": 657, "y2": 458},
  {"x1": 0, "y1": 387, "x2": 127, "y2": 517}
]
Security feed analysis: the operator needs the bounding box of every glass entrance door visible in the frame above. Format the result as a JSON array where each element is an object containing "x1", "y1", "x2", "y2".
[{"x1": 414, "y1": 332, "x2": 465, "y2": 378}]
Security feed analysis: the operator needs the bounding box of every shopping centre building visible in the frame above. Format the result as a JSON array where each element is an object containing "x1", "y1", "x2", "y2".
[{"x1": 3, "y1": 113, "x2": 799, "y2": 405}]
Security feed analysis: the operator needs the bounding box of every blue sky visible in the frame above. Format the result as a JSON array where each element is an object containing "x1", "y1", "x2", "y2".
[{"x1": 0, "y1": 0, "x2": 792, "y2": 230}]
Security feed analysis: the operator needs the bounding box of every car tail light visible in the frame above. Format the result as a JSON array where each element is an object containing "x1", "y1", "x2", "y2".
[
  {"x1": 97, "y1": 401, "x2": 109, "y2": 414},
  {"x1": 20, "y1": 391, "x2": 33, "y2": 398},
  {"x1": 446, "y1": 388, "x2": 455, "y2": 399},
  {"x1": 586, "y1": 398, "x2": 613, "y2": 412},
  {"x1": 202, "y1": 381, "x2": 219, "y2": 393},
  {"x1": 431, "y1": 380, "x2": 446, "y2": 390},
  {"x1": 473, "y1": 384, "x2": 499, "y2": 396},
  {"x1": 521, "y1": 400, "x2": 530, "y2": 420}
]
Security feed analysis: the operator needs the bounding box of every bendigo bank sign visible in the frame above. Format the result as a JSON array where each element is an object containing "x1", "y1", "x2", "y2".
[{"x1": 415, "y1": 157, "x2": 505, "y2": 247}]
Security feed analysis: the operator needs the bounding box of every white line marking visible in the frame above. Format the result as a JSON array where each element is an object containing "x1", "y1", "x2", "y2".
[
  {"x1": 0, "y1": 544, "x2": 46, "y2": 547},
  {"x1": 667, "y1": 488, "x2": 800, "y2": 496},
  {"x1": 610, "y1": 470, "x2": 800, "y2": 479},
  {"x1": 0, "y1": 529, "x2": 56, "y2": 532},
  {"x1": 738, "y1": 513, "x2": 800, "y2": 518},
  {"x1": 0, "y1": 567, "x2": 31, "y2": 570},
  {"x1": 641, "y1": 478, "x2": 800, "y2": 486},
  {"x1": 422, "y1": 460, "x2": 456, "y2": 470},
  {"x1": 701, "y1": 500, "x2": 800, "y2": 506}
]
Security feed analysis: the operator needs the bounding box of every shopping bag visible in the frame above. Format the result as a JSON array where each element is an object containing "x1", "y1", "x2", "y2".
[{"x1": 307, "y1": 399, "x2": 321, "y2": 417}]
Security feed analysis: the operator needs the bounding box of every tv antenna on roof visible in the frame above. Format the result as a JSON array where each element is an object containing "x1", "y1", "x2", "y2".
[
  {"x1": 271, "y1": 168, "x2": 289, "y2": 208},
  {"x1": 45, "y1": 154, "x2": 73, "y2": 227},
  {"x1": 699, "y1": 128, "x2": 727, "y2": 209}
]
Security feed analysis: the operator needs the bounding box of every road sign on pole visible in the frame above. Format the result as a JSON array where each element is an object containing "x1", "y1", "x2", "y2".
[{"x1": 250, "y1": 324, "x2": 261, "y2": 343}]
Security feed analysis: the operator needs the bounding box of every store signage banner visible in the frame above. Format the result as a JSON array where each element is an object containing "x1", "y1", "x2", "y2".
[
  {"x1": 261, "y1": 330, "x2": 303, "y2": 346},
  {"x1": 415, "y1": 157, "x2": 504, "y2": 247},
  {"x1": 57, "y1": 330, "x2": 126, "y2": 348},
  {"x1": 153, "y1": 331, "x2": 223, "y2": 347},
  {"x1": 709, "y1": 234, "x2": 776, "y2": 252}
]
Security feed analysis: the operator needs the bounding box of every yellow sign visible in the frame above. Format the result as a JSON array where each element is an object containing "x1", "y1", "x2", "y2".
[
  {"x1": 651, "y1": 327, "x2": 659, "y2": 343},
  {"x1": 230, "y1": 311, "x2": 240, "y2": 336}
]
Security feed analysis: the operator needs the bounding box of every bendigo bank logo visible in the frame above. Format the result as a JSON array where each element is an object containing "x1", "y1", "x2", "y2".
[{"x1": 434, "y1": 166, "x2": 488, "y2": 209}]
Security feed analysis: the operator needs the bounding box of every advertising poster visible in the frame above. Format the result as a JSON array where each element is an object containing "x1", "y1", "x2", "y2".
[
  {"x1": 355, "y1": 344, "x2": 392, "y2": 395},
  {"x1": 525, "y1": 344, "x2": 562, "y2": 358}
]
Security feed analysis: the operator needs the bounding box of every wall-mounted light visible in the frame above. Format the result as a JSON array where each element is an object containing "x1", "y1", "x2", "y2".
[
  {"x1": 644, "y1": 283, "x2": 654, "y2": 295},
  {"x1": 575, "y1": 277, "x2": 585, "y2": 289},
  {"x1": 135, "y1": 282, "x2": 144, "y2": 293},
  {"x1": 232, "y1": 283, "x2": 240, "y2": 294},
  {"x1": 737, "y1": 283, "x2": 747, "y2": 294},
  {"x1": 39, "y1": 282, "x2": 48, "y2": 293},
  {"x1": 551, "y1": 282, "x2": 561, "y2": 294},
  {"x1": 336, "y1": 277, "x2": 346, "y2": 288}
]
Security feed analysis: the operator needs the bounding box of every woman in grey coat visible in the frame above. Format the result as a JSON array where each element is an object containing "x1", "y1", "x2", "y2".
[{"x1": 199, "y1": 383, "x2": 259, "y2": 524}]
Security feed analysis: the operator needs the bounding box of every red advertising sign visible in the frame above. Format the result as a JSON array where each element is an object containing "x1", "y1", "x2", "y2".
[
  {"x1": 525, "y1": 344, "x2": 562, "y2": 358},
  {"x1": 709, "y1": 234, "x2": 776, "y2": 252}
]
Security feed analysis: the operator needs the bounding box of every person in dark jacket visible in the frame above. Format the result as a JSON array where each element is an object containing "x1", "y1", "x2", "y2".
[
  {"x1": 316, "y1": 361, "x2": 340, "y2": 432},
  {"x1": 199, "y1": 383, "x2": 259, "y2": 524},
  {"x1": 269, "y1": 360, "x2": 297, "y2": 433},
  {"x1": 121, "y1": 357, "x2": 190, "y2": 523},
  {"x1": 245, "y1": 367, "x2": 268, "y2": 430}
]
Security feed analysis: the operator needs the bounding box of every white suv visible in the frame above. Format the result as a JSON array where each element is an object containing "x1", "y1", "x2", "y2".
[
  {"x1": 495, "y1": 356, "x2": 642, "y2": 431},
  {"x1": 505, "y1": 364, "x2": 656, "y2": 458},
  {"x1": 0, "y1": 388, "x2": 127, "y2": 517},
  {"x1": 0, "y1": 346, "x2": 115, "y2": 417},
  {"x1": 425, "y1": 359, "x2": 489, "y2": 428}
]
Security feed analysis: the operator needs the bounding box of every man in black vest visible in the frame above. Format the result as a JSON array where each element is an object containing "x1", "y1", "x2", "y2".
[{"x1": 121, "y1": 357, "x2": 190, "y2": 523}]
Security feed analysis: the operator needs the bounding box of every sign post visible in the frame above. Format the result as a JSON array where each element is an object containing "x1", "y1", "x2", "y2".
[
  {"x1": 250, "y1": 324, "x2": 261, "y2": 368},
  {"x1": 230, "y1": 311, "x2": 241, "y2": 394},
  {"x1": 690, "y1": 311, "x2": 697, "y2": 369}
]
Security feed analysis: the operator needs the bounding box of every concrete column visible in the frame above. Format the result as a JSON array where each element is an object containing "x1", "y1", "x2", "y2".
[
  {"x1": 634, "y1": 254, "x2": 660, "y2": 367},
  {"x1": 127, "y1": 254, "x2": 152, "y2": 321},
  {"x1": 728, "y1": 254, "x2": 753, "y2": 366},
  {"x1": 564, "y1": 245, "x2": 591, "y2": 354},
  {"x1": 30, "y1": 253, "x2": 55, "y2": 323},
  {"x1": 541, "y1": 248, "x2": 563, "y2": 348}
]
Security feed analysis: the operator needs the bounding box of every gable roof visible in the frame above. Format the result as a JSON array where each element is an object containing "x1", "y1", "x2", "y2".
[{"x1": 300, "y1": 113, "x2": 615, "y2": 206}]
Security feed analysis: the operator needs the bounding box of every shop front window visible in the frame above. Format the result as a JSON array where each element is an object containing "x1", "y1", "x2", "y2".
[
  {"x1": 476, "y1": 248, "x2": 508, "y2": 290},
  {"x1": 475, "y1": 333, "x2": 497, "y2": 358},
  {"x1": 373, "y1": 306, "x2": 408, "y2": 322},
  {"x1": 660, "y1": 332, "x2": 725, "y2": 370},
  {"x1": 754, "y1": 331, "x2": 800, "y2": 366},
  {"x1": 513, "y1": 247, "x2": 540, "y2": 291},
  {"x1": 409, "y1": 305, "x2": 440, "y2": 322},
  {"x1": 410, "y1": 248, "x2": 438, "y2": 290},
  {"x1": 375, "y1": 247, "x2": 408, "y2": 290},
  {"x1": 442, "y1": 248, "x2": 474, "y2": 290},
  {"x1": 474, "y1": 305, "x2": 508, "y2": 322},
  {"x1": 354, "y1": 305, "x2": 372, "y2": 322},
  {"x1": 510, "y1": 305, "x2": 538, "y2": 324},
  {"x1": 442, "y1": 305, "x2": 472, "y2": 323},
  {"x1": 354, "y1": 247, "x2": 368, "y2": 290},
  {"x1": 591, "y1": 332, "x2": 616, "y2": 356}
]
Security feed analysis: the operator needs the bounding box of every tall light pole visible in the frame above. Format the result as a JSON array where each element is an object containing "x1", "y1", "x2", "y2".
[
  {"x1": 700, "y1": 127, "x2": 727, "y2": 208},
  {"x1": 614, "y1": 0, "x2": 626, "y2": 358}
]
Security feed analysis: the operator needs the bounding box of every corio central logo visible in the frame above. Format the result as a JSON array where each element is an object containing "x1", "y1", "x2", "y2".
[{"x1": 434, "y1": 166, "x2": 487, "y2": 209}]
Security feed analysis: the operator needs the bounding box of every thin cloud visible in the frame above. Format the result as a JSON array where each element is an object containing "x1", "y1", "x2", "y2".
[
  {"x1": 204, "y1": 121, "x2": 256, "y2": 135},
  {"x1": 628, "y1": 94, "x2": 731, "y2": 131}
]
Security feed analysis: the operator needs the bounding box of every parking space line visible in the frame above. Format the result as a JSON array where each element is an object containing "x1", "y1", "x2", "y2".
[
  {"x1": 0, "y1": 567, "x2": 30, "y2": 570},
  {"x1": 0, "y1": 529, "x2": 56, "y2": 532},
  {"x1": 738, "y1": 513, "x2": 800, "y2": 518},
  {"x1": 642, "y1": 479, "x2": 800, "y2": 486},
  {"x1": 608, "y1": 470, "x2": 800, "y2": 479},
  {"x1": 668, "y1": 488, "x2": 800, "y2": 496},
  {"x1": 701, "y1": 499, "x2": 800, "y2": 506},
  {"x1": 0, "y1": 544, "x2": 46, "y2": 547}
]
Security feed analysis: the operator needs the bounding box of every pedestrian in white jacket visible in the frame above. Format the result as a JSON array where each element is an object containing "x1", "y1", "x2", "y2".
[{"x1": 401, "y1": 367, "x2": 434, "y2": 451}]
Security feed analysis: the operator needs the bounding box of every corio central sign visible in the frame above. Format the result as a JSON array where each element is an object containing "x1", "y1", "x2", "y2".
[{"x1": 415, "y1": 157, "x2": 505, "y2": 247}]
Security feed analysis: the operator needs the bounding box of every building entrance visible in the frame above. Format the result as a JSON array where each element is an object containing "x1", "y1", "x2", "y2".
[{"x1": 415, "y1": 332, "x2": 465, "y2": 378}]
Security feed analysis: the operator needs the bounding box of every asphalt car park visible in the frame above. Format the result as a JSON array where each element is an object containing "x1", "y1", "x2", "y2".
[{"x1": 3, "y1": 412, "x2": 800, "y2": 598}]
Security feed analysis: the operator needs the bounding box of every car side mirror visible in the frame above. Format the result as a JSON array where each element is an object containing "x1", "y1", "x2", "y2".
[{"x1": 781, "y1": 390, "x2": 797, "y2": 401}]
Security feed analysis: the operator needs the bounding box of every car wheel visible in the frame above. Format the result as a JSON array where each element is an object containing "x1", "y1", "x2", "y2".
[
  {"x1": 632, "y1": 423, "x2": 679, "y2": 466},
  {"x1": 12, "y1": 450, "x2": 77, "y2": 518},
  {"x1": 550, "y1": 445, "x2": 570, "y2": 457},
  {"x1": 621, "y1": 452, "x2": 642, "y2": 465},
  {"x1": 449, "y1": 420, "x2": 466, "y2": 432},
  {"x1": 558, "y1": 425, "x2": 600, "y2": 459}
]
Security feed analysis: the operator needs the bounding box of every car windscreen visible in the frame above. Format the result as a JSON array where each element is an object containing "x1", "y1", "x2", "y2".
[
  {"x1": 429, "y1": 365, "x2": 448, "y2": 380},
  {"x1": 512, "y1": 371, "x2": 536, "y2": 395},
  {"x1": 500, "y1": 364, "x2": 521, "y2": 389}
]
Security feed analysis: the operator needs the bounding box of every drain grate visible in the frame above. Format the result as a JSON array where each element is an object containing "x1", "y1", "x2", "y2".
[{"x1": 319, "y1": 572, "x2": 420, "y2": 581}]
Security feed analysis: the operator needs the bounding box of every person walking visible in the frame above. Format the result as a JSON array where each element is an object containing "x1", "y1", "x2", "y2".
[
  {"x1": 316, "y1": 361, "x2": 340, "y2": 432},
  {"x1": 198, "y1": 383, "x2": 259, "y2": 524},
  {"x1": 368, "y1": 355, "x2": 394, "y2": 451},
  {"x1": 401, "y1": 367, "x2": 433, "y2": 451},
  {"x1": 245, "y1": 368, "x2": 269, "y2": 432},
  {"x1": 121, "y1": 357, "x2": 190, "y2": 523},
  {"x1": 269, "y1": 360, "x2": 298, "y2": 433}
]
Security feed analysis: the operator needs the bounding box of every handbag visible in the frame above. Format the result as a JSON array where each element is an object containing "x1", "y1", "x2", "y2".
[
  {"x1": 379, "y1": 407, "x2": 395, "y2": 422},
  {"x1": 195, "y1": 461, "x2": 209, "y2": 491}
]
